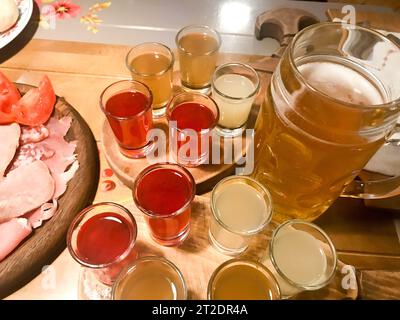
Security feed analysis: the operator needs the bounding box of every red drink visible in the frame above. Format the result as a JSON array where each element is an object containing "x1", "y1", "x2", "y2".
[
  {"x1": 134, "y1": 163, "x2": 196, "y2": 246},
  {"x1": 170, "y1": 102, "x2": 216, "y2": 131},
  {"x1": 67, "y1": 203, "x2": 138, "y2": 285},
  {"x1": 167, "y1": 92, "x2": 219, "y2": 167},
  {"x1": 100, "y1": 80, "x2": 153, "y2": 158},
  {"x1": 76, "y1": 212, "x2": 133, "y2": 265}
]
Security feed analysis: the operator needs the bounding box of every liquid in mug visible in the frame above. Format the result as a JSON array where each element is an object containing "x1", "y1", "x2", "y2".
[
  {"x1": 213, "y1": 74, "x2": 256, "y2": 128},
  {"x1": 263, "y1": 229, "x2": 327, "y2": 296},
  {"x1": 210, "y1": 181, "x2": 269, "y2": 252},
  {"x1": 105, "y1": 91, "x2": 152, "y2": 149},
  {"x1": 178, "y1": 33, "x2": 219, "y2": 89},
  {"x1": 252, "y1": 60, "x2": 387, "y2": 222},
  {"x1": 130, "y1": 53, "x2": 173, "y2": 109}
]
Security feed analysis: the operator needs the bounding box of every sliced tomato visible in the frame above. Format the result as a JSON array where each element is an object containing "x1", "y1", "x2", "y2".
[
  {"x1": 0, "y1": 71, "x2": 20, "y2": 124},
  {"x1": 13, "y1": 75, "x2": 56, "y2": 126}
]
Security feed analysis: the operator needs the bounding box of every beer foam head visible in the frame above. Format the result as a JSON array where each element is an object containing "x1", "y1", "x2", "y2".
[{"x1": 298, "y1": 61, "x2": 386, "y2": 106}]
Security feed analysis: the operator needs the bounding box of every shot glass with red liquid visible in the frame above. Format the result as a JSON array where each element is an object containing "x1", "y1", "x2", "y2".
[
  {"x1": 67, "y1": 202, "x2": 138, "y2": 286},
  {"x1": 133, "y1": 163, "x2": 196, "y2": 246},
  {"x1": 166, "y1": 92, "x2": 219, "y2": 167},
  {"x1": 100, "y1": 80, "x2": 154, "y2": 158}
]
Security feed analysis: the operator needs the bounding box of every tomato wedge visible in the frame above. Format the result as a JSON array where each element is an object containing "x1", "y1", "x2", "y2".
[
  {"x1": 13, "y1": 75, "x2": 56, "y2": 126},
  {"x1": 0, "y1": 71, "x2": 20, "y2": 124}
]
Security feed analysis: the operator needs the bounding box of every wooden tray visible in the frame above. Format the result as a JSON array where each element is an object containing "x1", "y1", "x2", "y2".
[{"x1": 0, "y1": 84, "x2": 100, "y2": 299}]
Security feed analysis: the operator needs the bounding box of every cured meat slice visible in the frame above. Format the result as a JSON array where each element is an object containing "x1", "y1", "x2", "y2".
[
  {"x1": 24, "y1": 199, "x2": 58, "y2": 229},
  {"x1": 0, "y1": 123, "x2": 20, "y2": 177},
  {"x1": 0, "y1": 218, "x2": 32, "y2": 262},
  {"x1": 42, "y1": 117, "x2": 77, "y2": 174},
  {"x1": 20, "y1": 125, "x2": 49, "y2": 144},
  {"x1": 0, "y1": 160, "x2": 55, "y2": 223},
  {"x1": 10, "y1": 116, "x2": 77, "y2": 174},
  {"x1": 52, "y1": 160, "x2": 79, "y2": 198}
]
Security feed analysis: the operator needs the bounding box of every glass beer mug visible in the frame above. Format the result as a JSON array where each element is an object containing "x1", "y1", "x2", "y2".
[{"x1": 252, "y1": 23, "x2": 400, "y2": 222}]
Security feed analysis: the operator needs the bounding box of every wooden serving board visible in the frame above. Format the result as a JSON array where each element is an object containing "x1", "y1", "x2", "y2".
[
  {"x1": 0, "y1": 84, "x2": 100, "y2": 299},
  {"x1": 101, "y1": 70, "x2": 269, "y2": 194}
]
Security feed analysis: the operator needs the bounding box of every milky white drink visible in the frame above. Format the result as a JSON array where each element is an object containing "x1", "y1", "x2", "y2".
[
  {"x1": 209, "y1": 178, "x2": 271, "y2": 254},
  {"x1": 263, "y1": 229, "x2": 328, "y2": 297},
  {"x1": 213, "y1": 74, "x2": 256, "y2": 128}
]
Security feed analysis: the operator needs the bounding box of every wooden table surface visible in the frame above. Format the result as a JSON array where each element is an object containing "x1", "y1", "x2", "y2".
[{"x1": 1, "y1": 39, "x2": 399, "y2": 299}]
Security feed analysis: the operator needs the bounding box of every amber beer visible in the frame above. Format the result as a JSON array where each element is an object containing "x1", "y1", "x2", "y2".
[{"x1": 252, "y1": 23, "x2": 400, "y2": 222}]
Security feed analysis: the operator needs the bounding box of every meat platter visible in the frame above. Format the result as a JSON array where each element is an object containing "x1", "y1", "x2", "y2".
[{"x1": 0, "y1": 83, "x2": 99, "y2": 298}]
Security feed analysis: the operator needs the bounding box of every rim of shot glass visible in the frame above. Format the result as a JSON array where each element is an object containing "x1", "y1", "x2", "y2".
[
  {"x1": 67, "y1": 202, "x2": 138, "y2": 269},
  {"x1": 211, "y1": 62, "x2": 260, "y2": 101},
  {"x1": 210, "y1": 176, "x2": 273, "y2": 236},
  {"x1": 125, "y1": 42, "x2": 175, "y2": 77},
  {"x1": 207, "y1": 258, "x2": 281, "y2": 300},
  {"x1": 269, "y1": 219, "x2": 338, "y2": 291},
  {"x1": 111, "y1": 255, "x2": 188, "y2": 300},
  {"x1": 289, "y1": 22, "x2": 400, "y2": 109},
  {"x1": 175, "y1": 24, "x2": 222, "y2": 56},
  {"x1": 133, "y1": 162, "x2": 196, "y2": 219},
  {"x1": 166, "y1": 91, "x2": 220, "y2": 134},
  {"x1": 99, "y1": 79, "x2": 153, "y2": 121}
]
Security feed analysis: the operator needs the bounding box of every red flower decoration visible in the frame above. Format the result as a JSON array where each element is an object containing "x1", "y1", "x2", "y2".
[{"x1": 51, "y1": 0, "x2": 81, "y2": 19}]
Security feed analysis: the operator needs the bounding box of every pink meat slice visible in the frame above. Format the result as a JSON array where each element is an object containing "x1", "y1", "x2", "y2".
[
  {"x1": 0, "y1": 123, "x2": 20, "y2": 177},
  {"x1": 24, "y1": 199, "x2": 58, "y2": 229},
  {"x1": 20, "y1": 125, "x2": 49, "y2": 144},
  {"x1": 0, "y1": 218, "x2": 32, "y2": 262},
  {"x1": 11, "y1": 117, "x2": 77, "y2": 174},
  {"x1": 42, "y1": 117, "x2": 77, "y2": 174},
  {"x1": 0, "y1": 160, "x2": 55, "y2": 223},
  {"x1": 53, "y1": 159, "x2": 79, "y2": 198}
]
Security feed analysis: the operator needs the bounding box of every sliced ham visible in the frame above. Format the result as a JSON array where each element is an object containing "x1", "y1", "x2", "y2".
[
  {"x1": 0, "y1": 123, "x2": 20, "y2": 177},
  {"x1": 24, "y1": 199, "x2": 58, "y2": 229},
  {"x1": 11, "y1": 116, "x2": 77, "y2": 174},
  {"x1": 42, "y1": 117, "x2": 77, "y2": 174},
  {"x1": 0, "y1": 160, "x2": 55, "y2": 223},
  {"x1": 20, "y1": 125, "x2": 49, "y2": 144},
  {"x1": 0, "y1": 218, "x2": 32, "y2": 262},
  {"x1": 52, "y1": 159, "x2": 79, "y2": 198}
]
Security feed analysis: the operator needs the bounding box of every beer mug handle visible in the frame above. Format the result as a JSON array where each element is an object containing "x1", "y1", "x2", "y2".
[{"x1": 342, "y1": 124, "x2": 400, "y2": 199}]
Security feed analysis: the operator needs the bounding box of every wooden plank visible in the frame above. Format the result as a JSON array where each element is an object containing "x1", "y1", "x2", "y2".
[
  {"x1": 316, "y1": 198, "x2": 400, "y2": 257},
  {"x1": 338, "y1": 252, "x2": 400, "y2": 270},
  {"x1": 1, "y1": 39, "x2": 278, "y2": 77}
]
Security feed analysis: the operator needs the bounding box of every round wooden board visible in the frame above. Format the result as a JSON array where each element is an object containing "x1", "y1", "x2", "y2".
[
  {"x1": 0, "y1": 84, "x2": 100, "y2": 299},
  {"x1": 101, "y1": 118, "x2": 251, "y2": 194}
]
